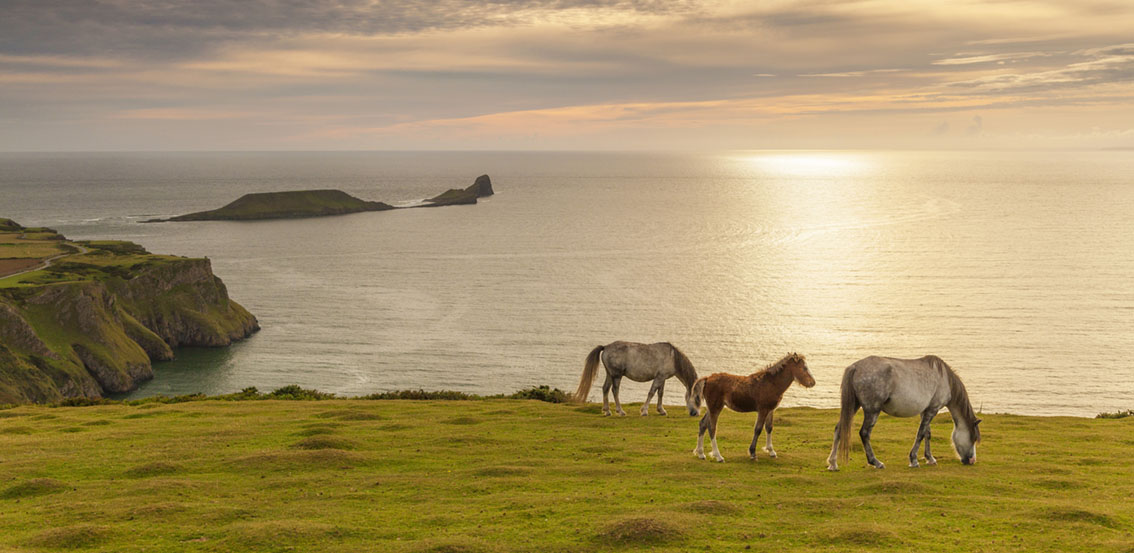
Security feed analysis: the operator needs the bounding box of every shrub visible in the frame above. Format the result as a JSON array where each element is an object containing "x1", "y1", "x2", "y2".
[
  {"x1": 506, "y1": 385, "x2": 570, "y2": 403},
  {"x1": 53, "y1": 397, "x2": 121, "y2": 407},
  {"x1": 1096, "y1": 409, "x2": 1134, "y2": 419},
  {"x1": 361, "y1": 390, "x2": 478, "y2": 400},
  {"x1": 267, "y1": 385, "x2": 335, "y2": 400}
]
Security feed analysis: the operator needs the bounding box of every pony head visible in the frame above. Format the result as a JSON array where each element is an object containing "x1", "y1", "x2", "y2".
[
  {"x1": 684, "y1": 387, "x2": 701, "y2": 416},
  {"x1": 786, "y1": 353, "x2": 816, "y2": 388},
  {"x1": 952, "y1": 417, "x2": 981, "y2": 465}
]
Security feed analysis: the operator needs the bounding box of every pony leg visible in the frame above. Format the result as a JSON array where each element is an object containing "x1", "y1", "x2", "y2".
[
  {"x1": 655, "y1": 378, "x2": 666, "y2": 416},
  {"x1": 860, "y1": 411, "x2": 885, "y2": 469},
  {"x1": 641, "y1": 380, "x2": 658, "y2": 416},
  {"x1": 908, "y1": 410, "x2": 936, "y2": 468},
  {"x1": 748, "y1": 411, "x2": 767, "y2": 460},
  {"x1": 708, "y1": 410, "x2": 724, "y2": 462},
  {"x1": 611, "y1": 375, "x2": 626, "y2": 416},
  {"x1": 693, "y1": 412, "x2": 709, "y2": 459},
  {"x1": 827, "y1": 424, "x2": 841, "y2": 471},
  {"x1": 762, "y1": 410, "x2": 777, "y2": 458},
  {"x1": 922, "y1": 412, "x2": 937, "y2": 465},
  {"x1": 601, "y1": 375, "x2": 613, "y2": 416}
]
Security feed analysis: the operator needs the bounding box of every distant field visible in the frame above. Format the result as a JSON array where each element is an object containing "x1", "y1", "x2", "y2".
[
  {"x1": 1, "y1": 400, "x2": 1131, "y2": 552},
  {"x1": 0, "y1": 231, "x2": 69, "y2": 278},
  {"x1": 0, "y1": 258, "x2": 40, "y2": 277}
]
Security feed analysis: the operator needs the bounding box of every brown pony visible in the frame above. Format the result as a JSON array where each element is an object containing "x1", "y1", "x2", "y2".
[{"x1": 692, "y1": 353, "x2": 816, "y2": 462}]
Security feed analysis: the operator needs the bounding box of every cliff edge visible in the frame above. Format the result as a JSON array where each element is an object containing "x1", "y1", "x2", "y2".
[{"x1": 0, "y1": 231, "x2": 258, "y2": 404}]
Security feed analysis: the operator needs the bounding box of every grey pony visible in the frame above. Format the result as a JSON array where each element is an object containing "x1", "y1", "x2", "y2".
[
  {"x1": 827, "y1": 355, "x2": 981, "y2": 471},
  {"x1": 572, "y1": 341, "x2": 700, "y2": 417}
]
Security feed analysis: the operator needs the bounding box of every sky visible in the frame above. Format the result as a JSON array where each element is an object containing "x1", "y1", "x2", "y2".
[{"x1": 1, "y1": 0, "x2": 1133, "y2": 151}]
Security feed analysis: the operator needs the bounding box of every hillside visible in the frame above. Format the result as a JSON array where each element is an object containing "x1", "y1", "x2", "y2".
[
  {"x1": 151, "y1": 189, "x2": 393, "y2": 222},
  {"x1": 0, "y1": 223, "x2": 258, "y2": 403},
  {"x1": 0, "y1": 401, "x2": 1130, "y2": 552}
]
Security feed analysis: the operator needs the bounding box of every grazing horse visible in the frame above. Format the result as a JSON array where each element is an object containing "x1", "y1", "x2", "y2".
[
  {"x1": 691, "y1": 353, "x2": 816, "y2": 462},
  {"x1": 572, "y1": 341, "x2": 700, "y2": 417},
  {"x1": 826, "y1": 355, "x2": 981, "y2": 471}
]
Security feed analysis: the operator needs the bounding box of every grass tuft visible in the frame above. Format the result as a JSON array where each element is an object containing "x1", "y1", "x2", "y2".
[
  {"x1": 686, "y1": 500, "x2": 741, "y2": 515},
  {"x1": 473, "y1": 466, "x2": 529, "y2": 477},
  {"x1": 825, "y1": 527, "x2": 899, "y2": 546},
  {"x1": 123, "y1": 462, "x2": 181, "y2": 478},
  {"x1": 26, "y1": 525, "x2": 110, "y2": 549},
  {"x1": 1, "y1": 477, "x2": 66, "y2": 499},
  {"x1": 443, "y1": 417, "x2": 481, "y2": 425},
  {"x1": 856, "y1": 481, "x2": 931, "y2": 495},
  {"x1": 597, "y1": 517, "x2": 684, "y2": 545},
  {"x1": 1, "y1": 425, "x2": 34, "y2": 435},
  {"x1": 1040, "y1": 507, "x2": 1117, "y2": 528},
  {"x1": 223, "y1": 520, "x2": 350, "y2": 550},
  {"x1": 293, "y1": 436, "x2": 357, "y2": 450}
]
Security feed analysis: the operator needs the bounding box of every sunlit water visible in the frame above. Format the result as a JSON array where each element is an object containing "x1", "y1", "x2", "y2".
[{"x1": 2, "y1": 151, "x2": 1132, "y2": 416}]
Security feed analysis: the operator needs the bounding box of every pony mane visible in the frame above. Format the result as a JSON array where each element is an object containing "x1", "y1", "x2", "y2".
[
  {"x1": 667, "y1": 343, "x2": 698, "y2": 387},
  {"x1": 940, "y1": 358, "x2": 980, "y2": 439},
  {"x1": 751, "y1": 353, "x2": 805, "y2": 379}
]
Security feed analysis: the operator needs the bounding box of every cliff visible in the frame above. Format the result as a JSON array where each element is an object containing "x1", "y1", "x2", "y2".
[
  {"x1": 148, "y1": 189, "x2": 394, "y2": 222},
  {"x1": 0, "y1": 235, "x2": 258, "y2": 404}
]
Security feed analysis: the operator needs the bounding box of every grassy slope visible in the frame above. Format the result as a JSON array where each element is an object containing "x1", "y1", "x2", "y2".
[{"x1": 1, "y1": 401, "x2": 1131, "y2": 553}]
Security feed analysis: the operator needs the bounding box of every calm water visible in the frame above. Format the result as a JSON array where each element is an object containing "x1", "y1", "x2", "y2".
[{"x1": 2, "y1": 151, "x2": 1132, "y2": 416}]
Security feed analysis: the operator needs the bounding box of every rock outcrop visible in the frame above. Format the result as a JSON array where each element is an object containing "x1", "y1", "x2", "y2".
[
  {"x1": 148, "y1": 175, "x2": 496, "y2": 222},
  {"x1": 0, "y1": 239, "x2": 258, "y2": 404},
  {"x1": 424, "y1": 174, "x2": 496, "y2": 207}
]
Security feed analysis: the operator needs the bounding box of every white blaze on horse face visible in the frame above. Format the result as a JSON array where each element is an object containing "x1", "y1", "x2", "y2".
[{"x1": 952, "y1": 424, "x2": 977, "y2": 464}]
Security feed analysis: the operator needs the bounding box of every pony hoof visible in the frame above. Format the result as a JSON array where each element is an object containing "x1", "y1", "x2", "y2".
[
  {"x1": 713, "y1": 456, "x2": 725, "y2": 463},
  {"x1": 657, "y1": 410, "x2": 667, "y2": 416},
  {"x1": 909, "y1": 461, "x2": 919, "y2": 468},
  {"x1": 925, "y1": 458, "x2": 937, "y2": 466},
  {"x1": 602, "y1": 411, "x2": 611, "y2": 417},
  {"x1": 617, "y1": 411, "x2": 627, "y2": 417},
  {"x1": 768, "y1": 452, "x2": 777, "y2": 459},
  {"x1": 827, "y1": 465, "x2": 839, "y2": 472},
  {"x1": 871, "y1": 462, "x2": 885, "y2": 469},
  {"x1": 694, "y1": 450, "x2": 705, "y2": 460},
  {"x1": 640, "y1": 411, "x2": 648, "y2": 417}
]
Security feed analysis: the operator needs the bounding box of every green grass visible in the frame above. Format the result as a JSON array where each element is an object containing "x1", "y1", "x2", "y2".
[{"x1": 1, "y1": 401, "x2": 1131, "y2": 552}]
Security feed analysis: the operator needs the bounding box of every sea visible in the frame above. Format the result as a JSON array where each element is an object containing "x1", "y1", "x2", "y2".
[{"x1": 2, "y1": 150, "x2": 1132, "y2": 417}]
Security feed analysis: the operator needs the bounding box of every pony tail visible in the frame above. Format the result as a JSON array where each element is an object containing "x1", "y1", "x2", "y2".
[
  {"x1": 573, "y1": 345, "x2": 605, "y2": 403},
  {"x1": 837, "y1": 365, "x2": 858, "y2": 462}
]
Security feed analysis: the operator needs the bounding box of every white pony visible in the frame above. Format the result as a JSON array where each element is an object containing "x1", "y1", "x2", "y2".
[
  {"x1": 572, "y1": 341, "x2": 700, "y2": 417},
  {"x1": 827, "y1": 355, "x2": 981, "y2": 471}
]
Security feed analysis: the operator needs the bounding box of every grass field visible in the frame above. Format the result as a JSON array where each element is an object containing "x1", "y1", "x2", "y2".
[{"x1": 1, "y1": 399, "x2": 1131, "y2": 552}]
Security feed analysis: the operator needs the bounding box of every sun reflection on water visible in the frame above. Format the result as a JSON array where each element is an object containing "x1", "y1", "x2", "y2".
[{"x1": 738, "y1": 151, "x2": 873, "y2": 177}]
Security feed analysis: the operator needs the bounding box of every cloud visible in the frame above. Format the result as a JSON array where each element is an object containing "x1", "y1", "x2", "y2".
[
  {"x1": 932, "y1": 52, "x2": 1051, "y2": 65},
  {"x1": 799, "y1": 69, "x2": 904, "y2": 77},
  {"x1": 2, "y1": 1, "x2": 1134, "y2": 150},
  {"x1": 945, "y1": 43, "x2": 1134, "y2": 92}
]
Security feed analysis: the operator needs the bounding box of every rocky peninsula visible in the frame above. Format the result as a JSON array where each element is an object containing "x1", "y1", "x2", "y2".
[
  {"x1": 0, "y1": 221, "x2": 258, "y2": 403},
  {"x1": 147, "y1": 174, "x2": 495, "y2": 222}
]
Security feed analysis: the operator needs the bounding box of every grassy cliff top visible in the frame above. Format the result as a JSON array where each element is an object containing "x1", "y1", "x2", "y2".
[
  {"x1": 0, "y1": 222, "x2": 184, "y2": 289},
  {"x1": 0, "y1": 400, "x2": 1130, "y2": 552},
  {"x1": 161, "y1": 189, "x2": 393, "y2": 222}
]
